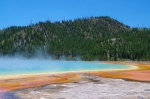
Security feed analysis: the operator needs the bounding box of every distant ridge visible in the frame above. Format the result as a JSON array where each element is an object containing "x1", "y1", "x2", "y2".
[{"x1": 0, "y1": 16, "x2": 150, "y2": 61}]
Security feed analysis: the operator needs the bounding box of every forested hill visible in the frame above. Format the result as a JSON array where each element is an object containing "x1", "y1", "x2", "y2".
[{"x1": 0, "y1": 16, "x2": 150, "y2": 61}]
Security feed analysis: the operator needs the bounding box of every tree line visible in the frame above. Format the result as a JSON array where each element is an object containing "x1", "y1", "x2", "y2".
[{"x1": 0, "y1": 16, "x2": 150, "y2": 61}]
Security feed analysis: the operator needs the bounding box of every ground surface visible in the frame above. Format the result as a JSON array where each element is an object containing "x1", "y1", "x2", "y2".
[{"x1": 10, "y1": 74, "x2": 150, "y2": 99}]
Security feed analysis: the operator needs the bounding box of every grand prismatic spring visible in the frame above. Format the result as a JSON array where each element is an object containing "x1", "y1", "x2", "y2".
[
  {"x1": 1, "y1": 58, "x2": 150, "y2": 99},
  {"x1": 0, "y1": 58, "x2": 134, "y2": 76}
]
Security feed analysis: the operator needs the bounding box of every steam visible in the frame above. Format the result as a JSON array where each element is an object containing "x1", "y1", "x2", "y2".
[
  {"x1": 0, "y1": 55, "x2": 83, "y2": 76},
  {"x1": 0, "y1": 47, "x2": 83, "y2": 76}
]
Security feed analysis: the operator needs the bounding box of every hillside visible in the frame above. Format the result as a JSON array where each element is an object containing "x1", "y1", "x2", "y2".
[{"x1": 0, "y1": 16, "x2": 150, "y2": 61}]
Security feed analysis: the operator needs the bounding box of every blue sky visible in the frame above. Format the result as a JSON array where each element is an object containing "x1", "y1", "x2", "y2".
[{"x1": 0, "y1": 0, "x2": 150, "y2": 29}]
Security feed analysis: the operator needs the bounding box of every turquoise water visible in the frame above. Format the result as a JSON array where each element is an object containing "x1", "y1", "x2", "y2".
[{"x1": 0, "y1": 58, "x2": 132, "y2": 76}]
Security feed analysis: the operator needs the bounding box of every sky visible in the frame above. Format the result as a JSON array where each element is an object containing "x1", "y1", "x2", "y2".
[{"x1": 0, "y1": 0, "x2": 150, "y2": 29}]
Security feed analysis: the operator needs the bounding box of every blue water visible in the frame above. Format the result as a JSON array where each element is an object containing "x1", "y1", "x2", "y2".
[{"x1": 0, "y1": 58, "x2": 131, "y2": 76}]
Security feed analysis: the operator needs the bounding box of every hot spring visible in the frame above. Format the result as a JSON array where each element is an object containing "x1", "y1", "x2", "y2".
[{"x1": 0, "y1": 58, "x2": 134, "y2": 76}]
